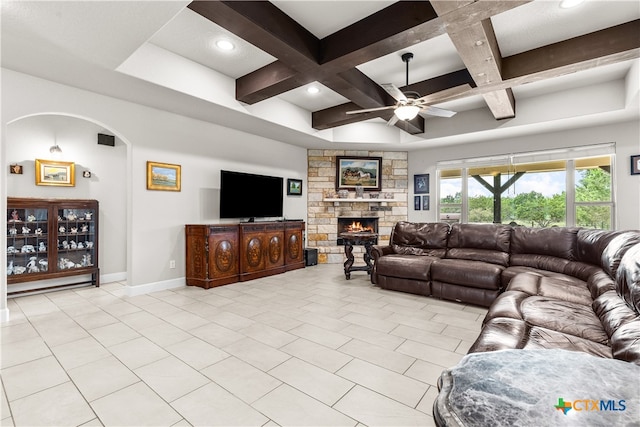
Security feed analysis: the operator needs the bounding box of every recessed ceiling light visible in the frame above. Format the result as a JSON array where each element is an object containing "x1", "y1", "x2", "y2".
[
  {"x1": 307, "y1": 86, "x2": 320, "y2": 95},
  {"x1": 560, "y1": 0, "x2": 585, "y2": 8},
  {"x1": 215, "y1": 39, "x2": 235, "y2": 51}
]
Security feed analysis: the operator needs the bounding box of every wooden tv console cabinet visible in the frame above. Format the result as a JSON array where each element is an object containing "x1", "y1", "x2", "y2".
[{"x1": 185, "y1": 221, "x2": 305, "y2": 289}]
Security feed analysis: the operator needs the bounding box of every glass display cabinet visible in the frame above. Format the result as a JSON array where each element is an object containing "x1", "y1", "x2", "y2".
[{"x1": 7, "y1": 197, "x2": 99, "y2": 294}]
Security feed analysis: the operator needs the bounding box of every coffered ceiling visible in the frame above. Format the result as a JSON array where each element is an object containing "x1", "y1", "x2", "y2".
[{"x1": 2, "y1": 1, "x2": 639, "y2": 150}]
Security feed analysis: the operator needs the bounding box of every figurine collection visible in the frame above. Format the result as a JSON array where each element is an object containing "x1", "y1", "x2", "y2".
[{"x1": 7, "y1": 208, "x2": 95, "y2": 275}]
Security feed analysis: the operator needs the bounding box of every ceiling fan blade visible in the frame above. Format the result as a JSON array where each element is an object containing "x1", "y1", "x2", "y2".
[
  {"x1": 346, "y1": 105, "x2": 396, "y2": 115},
  {"x1": 414, "y1": 84, "x2": 472, "y2": 105},
  {"x1": 381, "y1": 83, "x2": 407, "y2": 102},
  {"x1": 420, "y1": 105, "x2": 457, "y2": 118},
  {"x1": 386, "y1": 115, "x2": 399, "y2": 126}
]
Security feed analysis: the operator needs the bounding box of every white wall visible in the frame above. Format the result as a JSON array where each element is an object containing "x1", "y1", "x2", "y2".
[
  {"x1": 408, "y1": 120, "x2": 640, "y2": 230},
  {"x1": 1, "y1": 69, "x2": 307, "y2": 303}
]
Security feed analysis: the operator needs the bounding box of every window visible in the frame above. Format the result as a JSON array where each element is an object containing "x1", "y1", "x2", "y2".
[
  {"x1": 439, "y1": 169, "x2": 462, "y2": 224},
  {"x1": 437, "y1": 145, "x2": 614, "y2": 229},
  {"x1": 574, "y1": 156, "x2": 613, "y2": 229}
]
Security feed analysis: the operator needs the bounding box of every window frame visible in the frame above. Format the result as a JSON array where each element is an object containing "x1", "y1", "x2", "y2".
[{"x1": 436, "y1": 145, "x2": 615, "y2": 229}]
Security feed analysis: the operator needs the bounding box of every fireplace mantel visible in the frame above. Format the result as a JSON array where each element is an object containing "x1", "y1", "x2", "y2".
[{"x1": 323, "y1": 198, "x2": 390, "y2": 206}]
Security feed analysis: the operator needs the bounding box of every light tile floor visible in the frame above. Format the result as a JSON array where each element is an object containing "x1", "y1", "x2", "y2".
[{"x1": 1, "y1": 264, "x2": 487, "y2": 426}]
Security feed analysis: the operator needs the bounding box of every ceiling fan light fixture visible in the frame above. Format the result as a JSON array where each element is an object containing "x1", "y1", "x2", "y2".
[{"x1": 394, "y1": 105, "x2": 420, "y2": 121}]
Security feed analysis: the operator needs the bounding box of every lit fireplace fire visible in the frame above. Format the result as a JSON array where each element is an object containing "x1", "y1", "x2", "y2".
[{"x1": 345, "y1": 221, "x2": 374, "y2": 233}]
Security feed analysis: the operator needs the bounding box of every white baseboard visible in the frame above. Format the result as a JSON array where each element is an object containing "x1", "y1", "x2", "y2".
[
  {"x1": 125, "y1": 277, "x2": 185, "y2": 297},
  {"x1": 101, "y1": 271, "x2": 127, "y2": 284},
  {"x1": 0, "y1": 307, "x2": 10, "y2": 323}
]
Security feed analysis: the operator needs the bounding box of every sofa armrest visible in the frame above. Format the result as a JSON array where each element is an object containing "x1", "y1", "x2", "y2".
[{"x1": 371, "y1": 245, "x2": 394, "y2": 262}]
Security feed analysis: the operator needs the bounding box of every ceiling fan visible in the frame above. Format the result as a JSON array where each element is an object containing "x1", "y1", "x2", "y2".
[{"x1": 346, "y1": 53, "x2": 462, "y2": 126}]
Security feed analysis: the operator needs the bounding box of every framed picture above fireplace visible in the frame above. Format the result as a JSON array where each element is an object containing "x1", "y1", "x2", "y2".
[{"x1": 335, "y1": 156, "x2": 382, "y2": 191}]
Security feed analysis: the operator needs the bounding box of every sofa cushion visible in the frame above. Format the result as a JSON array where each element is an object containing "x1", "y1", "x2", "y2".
[
  {"x1": 469, "y1": 318, "x2": 612, "y2": 359},
  {"x1": 501, "y1": 265, "x2": 583, "y2": 288},
  {"x1": 611, "y1": 319, "x2": 640, "y2": 365},
  {"x1": 508, "y1": 273, "x2": 592, "y2": 306},
  {"x1": 615, "y1": 242, "x2": 640, "y2": 312},
  {"x1": 468, "y1": 317, "x2": 529, "y2": 353},
  {"x1": 483, "y1": 288, "x2": 608, "y2": 345},
  {"x1": 576, "y1": 229, "x2": 626, "y2": 265},
  {"x1": 508, "y1": 254, "x2": 572, "y2": 275},
  {"x1": 390, "y1": 221, "x2": 449, "y2": 257},
  {"x1": 431, "y1": 258, "x2": 504, "y2": 290},
  {"x1": 601, "y1": 232, "x2": 640, "y2": 279},
  {"x1": 587, "y1": 270, "x2": 617, "y2": 300},
  {"x1": 375, "y1": 254, "x2": 437, "y2": 282},
  {"x1": 593, "y1": 290, "x2": 638, "y2": 338},
  {"x1": 511, "y1": 226, "x2": 580, "y2": 260},
  {"x1": 445, "y1": 223, "x2": 511, "y2": 267},
  {"x1": 520, "y1": 296, "x2": 609, "y2": 345},
  {"x1": 523, "y1": 325, "x2": 612, "y2": 359}
]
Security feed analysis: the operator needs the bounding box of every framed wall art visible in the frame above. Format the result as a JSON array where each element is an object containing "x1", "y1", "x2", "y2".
[
  {"x1": 631, "y1": 155, "x2": 640, "y2": 175},
  {"x1": 414, "y1": 195, "x2": 421, "y2": 210},
  {"x1": 335, "y1": 156, "x2": 382, "y2": 191},
  {"x1": 422, "y1": 195, "x2": 430, "y2": 211},
  {"x1": 147, "y1": 161, "x2": 181, "y2": 191},
  {"x1": 414, "y1": 173, "x2": 429, "y2": 194},
  {"x1": 10, "y1": 164, "x2": 23, "y2": 174},
  {"x1": 35, "y1": 159, "x2": 75, "y2": 187},
  {"x1": 287, "y1": 178, "x2": 303, "y2": 195}
]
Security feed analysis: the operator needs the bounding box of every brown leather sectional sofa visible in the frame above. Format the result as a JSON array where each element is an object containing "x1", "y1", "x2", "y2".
[{"x1": 371, "y1": 222, "x2": 640, "y2": 364}]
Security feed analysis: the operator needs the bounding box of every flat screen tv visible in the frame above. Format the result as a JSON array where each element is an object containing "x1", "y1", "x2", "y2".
[{"x1": 220, "y1": 170, "x2": 284, "y2": 221}]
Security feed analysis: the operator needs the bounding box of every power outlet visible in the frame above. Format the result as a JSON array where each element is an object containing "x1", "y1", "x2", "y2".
[{"x1": 169, "y1": 260, "x2": 176, "y2": 269}]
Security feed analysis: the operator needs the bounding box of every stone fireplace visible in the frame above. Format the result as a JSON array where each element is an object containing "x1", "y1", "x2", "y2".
[{"x1": 307, "y1": 150, "x2": 409, "y2": 264}]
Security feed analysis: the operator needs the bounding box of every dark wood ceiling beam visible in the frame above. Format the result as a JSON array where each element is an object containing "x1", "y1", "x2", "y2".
[
  {"x1": 330, "y1": 69, "x2": 396, "y2": 109},
  {"x1": 312, "y1": 17, "x2": 639, "y2": 130},
  {"x1": 414, "y1": 20, "x2": 640, "y2": 102},
  {"x1": 188, "y1": 1, "x2": 322, "y2": 104},
  {"x1": 236, "y1": 63, "x2": 325, "y2": 104},
  {"x1": 187, "y1": 1, "x2": 319, "y2": 65},
  {"x1": 431, "y1": 1, "x2": 519, "y2": 119},
  {"x1": 236, "y1": 61, "x2": 309, "y2": 104},
  {"x1": 189, "y1": 1, "x2": 448, "y2": 108},
  {"x1": 502, "y1": 19, "x2": 640, "y2": 81},
  {"x1": 320, "y1": 1, "x2": 443, "y2": 67}
]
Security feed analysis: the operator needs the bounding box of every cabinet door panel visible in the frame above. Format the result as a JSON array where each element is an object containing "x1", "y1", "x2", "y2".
[
  {"x1": 241, "y1": 232, "x2": 265, "y2": 273},
  {"x1": 285, "y1": 230, "x2": 302, "y2": 264},
  {"x1": 7, "y1": 207, "x2": 50, "y2": 277},
  {"x1": 265, "y1": 231, "x2": 285, "y2": 268},
  {"x1": 55, "y1": 206, "x2": 97, "y2": 272},
  {"x1": 209, "y1": 232, "x2": 239, "y2": 279}
]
